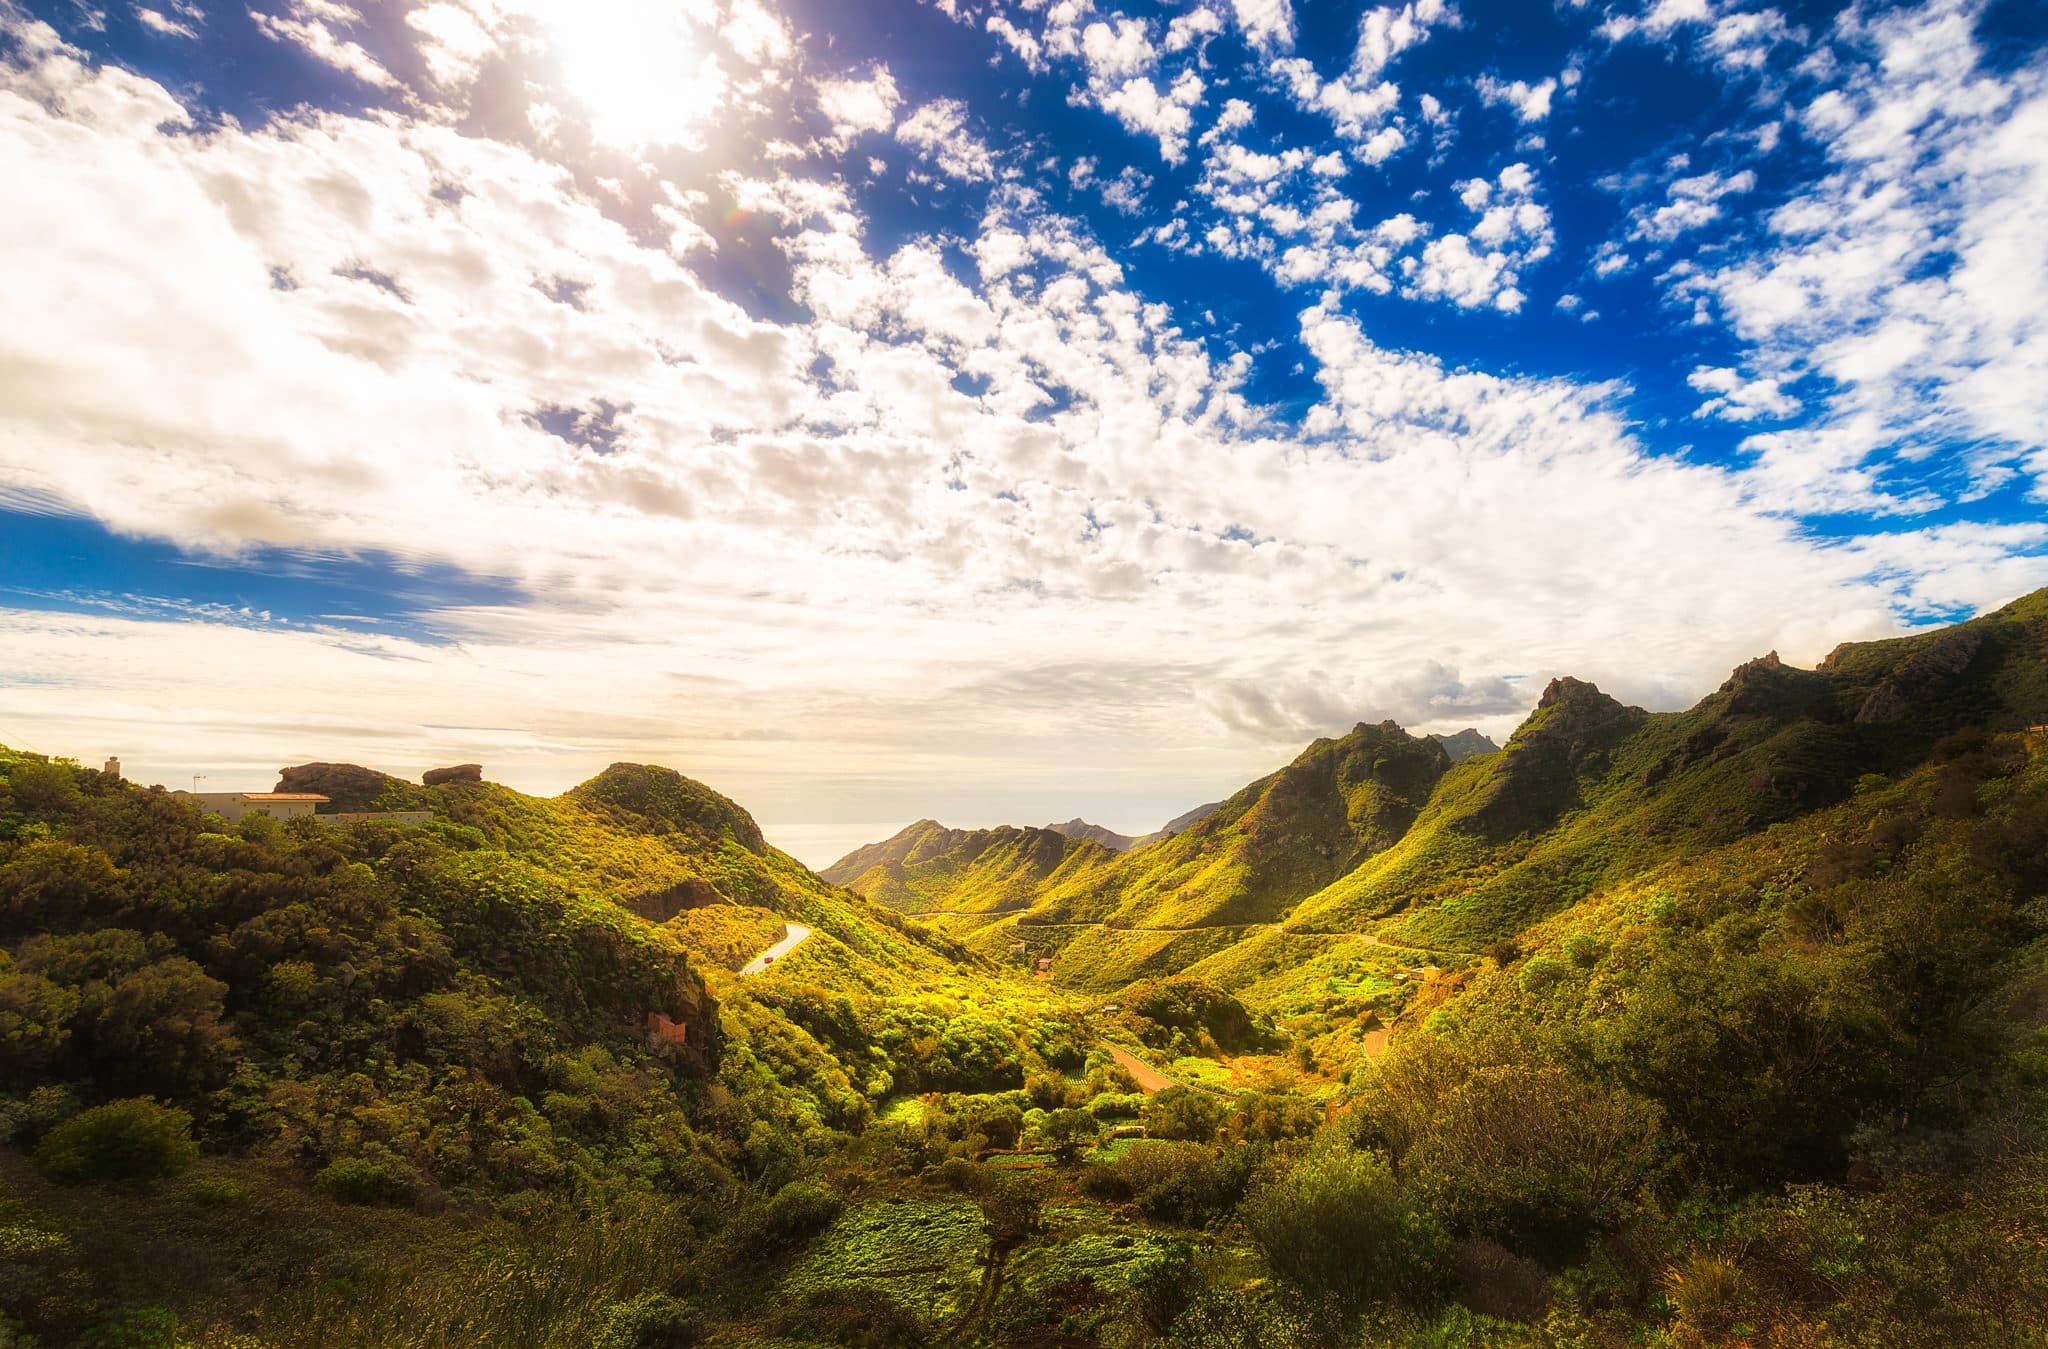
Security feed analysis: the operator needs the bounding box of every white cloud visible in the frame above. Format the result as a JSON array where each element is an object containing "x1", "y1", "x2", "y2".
[
  {"x1": 1626, "y1": 165, "x2": 1756, "y2": 240},
  {"x1": 1475, "y1": 73, "x2": 1557, "y2": 123},
  {"x1": 1164, "y1": 6, "x2": 1224, "y2": 54},
  {"x1": 405, "y1": 3, "x2": 495, "y2": 90},
  {"x1": 1354, "y1": 0, "x2": 1451, "y2": 82},
  {"x1": 987, "y1": 13, "x2": 1046, "y2": 71},
  {"x1": 251, "y1": 1, "x2": 397, "y2": 88},
  {"x1": 1229, "y1": 0, "x2": 1294, "y2": 50},
  {"x1": 1688, "y1": 365, "x2": 1799, "y2": 421},
  {"x1": 1672, "y1": 0, "x2": 2048, "y2": 512},
  {"x1": 723, "y1": 0, "x2": 793, "y2": 68},
  {"x1": 1403, "y1": 161, "x2": 1551, "y2": 310},
  {"x1": 1081, "y1": 16, "x2": 1155, "y2": 83},
  {"x1": 1098, "y1": 164, "x2": 1152, "y2": 214},
  {"x1": 1092, "y1": 69, "x2": 1205, "y2": 163},
  {"x1": 816, "y1": 65, "x2": 902, "y2": 145},
  {"x1": 135, "y1": 6, "x2": 197, "y2": 39},
  {"x1": 895, "y1": 98, "x2": 997, "y2": 181}
]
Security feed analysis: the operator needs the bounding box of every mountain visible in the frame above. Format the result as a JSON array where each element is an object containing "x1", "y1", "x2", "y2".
[
  {"x1": 1427, "y1": 727, "x2": 1499, "y2": 761},
  {"x1": 825, "y1": 721, "x2": 1454, "y2": 959},
  {"x1": 1044, "y1": 818, "x2": 1139, "y2": 850},
  {"x1": 819, "y1": 818, "x2": 1115, "y2": 914},
  {"x1": 1135, "y1": 800, "x2": 1224, "y2": 845},
  {"x1": 836, "y1": 591, "x2": 2048, "y2": 997}
]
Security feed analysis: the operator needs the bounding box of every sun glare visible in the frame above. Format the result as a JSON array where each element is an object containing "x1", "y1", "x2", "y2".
[{"x1": 524, "y1": 0, "x2": 727, "y2": 152}]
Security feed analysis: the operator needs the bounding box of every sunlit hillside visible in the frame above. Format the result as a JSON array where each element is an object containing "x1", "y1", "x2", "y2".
[{"x1": 4, "y1": 592, "x2": 2045, "y2": 1345}]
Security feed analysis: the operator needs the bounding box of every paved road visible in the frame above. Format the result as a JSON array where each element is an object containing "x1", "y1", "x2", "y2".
[
  {"x1": 1105, "y1": 1044, "x2": 1178, "y2": 1095},
  {"x1": 739, "y1": 922, "x2": 812, "y2": 975}
]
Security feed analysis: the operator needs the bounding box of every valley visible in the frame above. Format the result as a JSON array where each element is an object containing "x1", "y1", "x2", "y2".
[{"x1": 3, "y1": 591, "x2": 2047, "y2": 1346}]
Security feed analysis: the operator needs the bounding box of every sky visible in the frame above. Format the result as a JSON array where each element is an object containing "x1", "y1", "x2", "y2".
[{"x1": 1, "y1": 0, "x2": 2044, "y2": 866}]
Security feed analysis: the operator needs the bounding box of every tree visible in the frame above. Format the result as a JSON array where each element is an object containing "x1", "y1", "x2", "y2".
[
  {"x1": 33, "y1": 1098, "x2": 198, "y2": 1183},
  {"x1": 1241, "y1": 1142, "x2": 1446, "y2": 1320}
]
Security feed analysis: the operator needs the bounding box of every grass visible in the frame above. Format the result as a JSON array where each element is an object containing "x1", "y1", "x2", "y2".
[{"x1": 778, "y1": 1198, "x2": 986, "y2": 1324}]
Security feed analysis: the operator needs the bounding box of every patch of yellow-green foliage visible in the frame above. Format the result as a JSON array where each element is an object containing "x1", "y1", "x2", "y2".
[{"x1": 778, "y1": 1197, "x2": 986, "y2": 1322}]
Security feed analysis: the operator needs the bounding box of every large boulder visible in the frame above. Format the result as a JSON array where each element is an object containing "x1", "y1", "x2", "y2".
[
  {"x1": 422, "y1": 764, "x2": 484, "y2": 787},
  {"x1": 276, "y1": 763, "x2": 410, "y2": 813}
]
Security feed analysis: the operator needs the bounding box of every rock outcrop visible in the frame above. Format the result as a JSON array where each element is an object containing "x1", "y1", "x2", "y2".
[
  {"x1": 423, "y1": 763, "x2": 484, "y2": 786},
  {"x1": 276, "y1": 762, "x2": 412, "y2": 813}
]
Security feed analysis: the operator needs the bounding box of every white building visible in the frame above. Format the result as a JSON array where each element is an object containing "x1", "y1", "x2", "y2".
[{"x1": 178, "y1": 791, "x2": 330, "y2": 823}]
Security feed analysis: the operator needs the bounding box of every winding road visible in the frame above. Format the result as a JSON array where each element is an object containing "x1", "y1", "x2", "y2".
[{"x1": 739, "y1": 922, "x2": 812, "y2": 975}]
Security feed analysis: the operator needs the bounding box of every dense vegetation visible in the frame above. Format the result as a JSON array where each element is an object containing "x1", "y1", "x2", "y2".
[{"x1": 3, "y1": 591, "x2": 2046, "y2": 1345}]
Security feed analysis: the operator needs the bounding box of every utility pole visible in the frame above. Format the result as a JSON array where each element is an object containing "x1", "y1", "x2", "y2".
[{"x1": 192, "y1": 774, "x2": 207, "y2": 794}]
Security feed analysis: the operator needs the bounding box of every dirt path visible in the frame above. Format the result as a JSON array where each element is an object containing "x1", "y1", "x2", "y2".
[
  {"x1": 1105, "y1": 1044, "x2": 1178, "y2": 1094},
  {"x1": 739, "y1": 922, "x2": 812, "y2": 975}
]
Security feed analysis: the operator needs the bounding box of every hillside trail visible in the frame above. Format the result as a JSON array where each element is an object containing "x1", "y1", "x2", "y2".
[
  {"x1": 739, "y1": 922, "x2": 812, "y2": 975},
  {"x1": 1104, "y1": 1044, "x2": 1178, "y2": 1094}
]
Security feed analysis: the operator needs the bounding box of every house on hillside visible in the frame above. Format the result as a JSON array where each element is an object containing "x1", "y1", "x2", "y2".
[{"x1": 177, "y1": 791, "x2": 329, "y2": 823}]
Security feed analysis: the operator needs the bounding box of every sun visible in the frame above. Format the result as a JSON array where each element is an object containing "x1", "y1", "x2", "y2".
[{"x1": 523, "y1": 0, "x2": 728, "y2": 152}]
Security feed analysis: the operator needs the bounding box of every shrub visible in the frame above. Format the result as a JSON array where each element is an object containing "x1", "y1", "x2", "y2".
[
  {"x1": 760, "y1": 1180, "x2": 842, "y2": 1248},
  {"x1": 1146, "y1": 1087, "x2": 1227, "y2": 1143},
  {"x1": 79, "y1": 1307, "x2": 178, "y2": 1348},
  {"x1": 591, "y1": 1291, "x2": 703, "y2": 1349},
  {"x1": 772, "y1": 1286, "x2": 926, "y2": 1348},
  {"x1": 313, "y1": 1156, "x2": 416, "y2": 1206},
  {"x1": 32, "y1": 1099, "x2": 197, "y2": 1184},
  {"x1": 1241, "y1": 1142, "x2": 1447, "y2": 1318},
  {"x1": 929, "y1": 1157, "x2": 988, "y2": 1193}
]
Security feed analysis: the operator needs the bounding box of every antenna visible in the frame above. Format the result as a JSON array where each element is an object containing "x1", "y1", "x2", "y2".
[{"x1": 192, "y1": 774, "x2": 208, "y2": 793}]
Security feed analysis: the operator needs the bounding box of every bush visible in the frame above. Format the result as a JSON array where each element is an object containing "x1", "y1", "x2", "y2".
[
  {"x1": 760, "y1": 1180, "x2": 843, "y2": 1248},
  {"x1": 79, "y1": 1308, "x2": 178, "y2": 1348},
  {"x1": 772, "y1": 1286, "x2": 927, "y2": 1348},
  {"x1": 1146, "y1": 1087, "x2": 1227, "y2": 1143},
  {"x1": 1241, "y1": 1142, "x2": 1447, "y2": 1319},
  {"x1": 591, "y1": 1291, "x2": 703, "y2": 1349},
  {"x1": 313, "y1": 1156, "x2": 416, "y2": 1206},
  {"x1": 31, "y1": 1099, "x2": 197, "y2": 1184}
]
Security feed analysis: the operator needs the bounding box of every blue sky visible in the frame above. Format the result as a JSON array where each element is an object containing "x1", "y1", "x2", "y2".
[{"x1": 1, "y1": 0, "x2": 2044, "y2": 863}]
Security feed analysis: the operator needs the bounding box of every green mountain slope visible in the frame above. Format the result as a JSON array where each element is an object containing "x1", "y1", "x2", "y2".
[
  {"x1": 819, "y1": 819, "x2": 1115, "y2": 915},
  {"x1": 947, "y1": 720, "x2": 1449, "y2": 933},
  {"x1": 830, "y1": 590, "x2": 2048, "y2": 999},
  {"x1": 1296, "y1": 589, "x2": 2048, "y2": 951}
]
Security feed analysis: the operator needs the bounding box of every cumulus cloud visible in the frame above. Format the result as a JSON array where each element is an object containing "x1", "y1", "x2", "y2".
[
  {"x1": 1688, "y1": 365, "x2": 1799, "y2": 422},
  {"x1": 1474, "y1": 73, "x2": 1556, "y2": 123},
  {"x1": 1402, "y1": 162, "x2": 1551, "y2": 311},
  {"x1": 1092, "y1": 69, "x2": 1206, "y2": 163},
  {"x1": 1628, "y1": 166, "x2": 1756, "y2": 241},
  {"x1": 895, "y1": 98, "x2": 997, "y2": 181},
  {"x1": 816, "y1": 64, "x2": 902, "y2": 144},
  {"x1": 1229, "y1": 0, "x2": 1294, "y2": 51}
]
